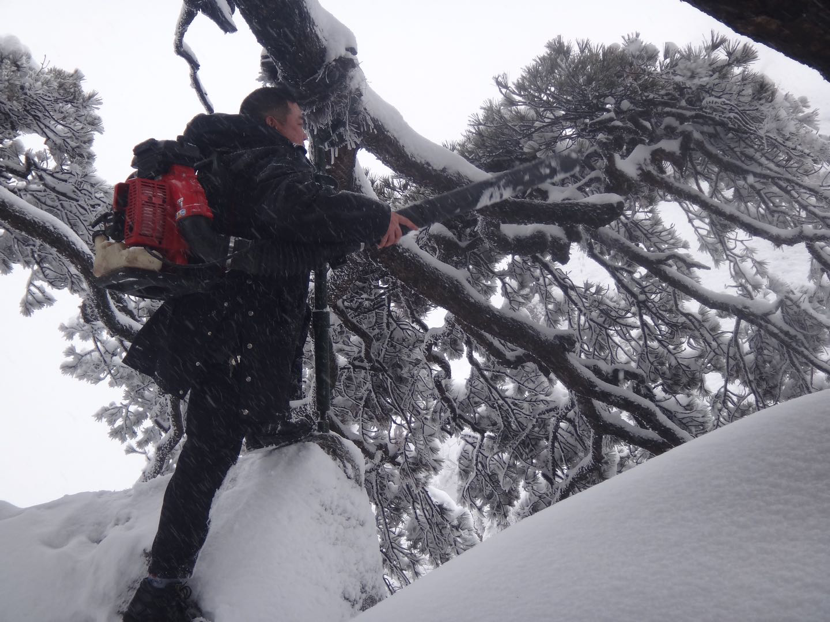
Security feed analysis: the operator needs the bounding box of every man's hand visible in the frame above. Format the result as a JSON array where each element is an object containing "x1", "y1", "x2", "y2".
[{"x1": 378, "y1": 212, "x2": 419, "y2": 248}]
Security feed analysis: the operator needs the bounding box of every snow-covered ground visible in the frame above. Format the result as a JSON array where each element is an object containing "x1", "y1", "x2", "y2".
[
  {"x1": 1, "y1": 393, "x2": 828, "y2": 621},
  {"x1": 0, "y1": 439, "x2": 385, "y2": 622},
  {"x1": 355, "y1": 391, "x2": 830, "y2": 622}
]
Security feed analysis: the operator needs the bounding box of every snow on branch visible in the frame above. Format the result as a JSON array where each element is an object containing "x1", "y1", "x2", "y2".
[
  {"x1": 478, "y1": 219, "x2": 570, "y2": 261},
  {"x1": 641, "y1": 162, "x2": 830, "y2": 245},
  {"x1": 459, "y1": 319, "x2": 547, "y2": 371},
  {"x1": 361, "y1": 85, "x2": 489, "y2": 192},
  {"x1": 186, "y1": 0, "x2": 237, "y2": 33},
  {"x1": 611, "y1": 135, "x2": 830, "y2": 248},
  {"x1": 565, "y1": 353, "x2": 692, "y2": 448},
  {"x1": 377, "y1": 237, "x2": 688, "y2": 452},
  {"x1": 0, "y1": 187, "x2": 139, "y2": 340},
  {"x1": 806, "y1": 241, "x2": 830, "y2": 273},
  {"x1": 595, "y1": 226, "x2": 830, "y2": 375},
  {"x1": 381, "y1": 235, "x2": 575, "y2": 350},
  {"x1": 0, "y1": 187, "x2": 92, "y2": 269},
  {"x1": 302, "y1": 0, "x2": 358, "y2": 61},
  {"x1": 683, "y1": 126, "x2": 830, "y2": 202},
  {"x1": 236, "y1": 0, "x2": 337, "y2": 89}
]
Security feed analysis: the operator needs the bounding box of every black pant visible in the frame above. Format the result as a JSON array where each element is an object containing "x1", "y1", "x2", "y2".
[
  {"x1": 147, "y1": 366, "x2": 247, "y2": 579},
  {"x1": 145, "y1": 303, "x2": 310, "y2": 578}
]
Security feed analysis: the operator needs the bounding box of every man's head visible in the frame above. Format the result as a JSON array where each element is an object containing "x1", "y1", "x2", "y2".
[{"x1": 240, "y1": 87, "x2": 308, "y2": 146}]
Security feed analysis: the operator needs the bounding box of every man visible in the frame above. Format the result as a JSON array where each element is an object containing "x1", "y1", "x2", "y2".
[{"x1": 122, "y1": 86, "x2": 416, "y2": 621}]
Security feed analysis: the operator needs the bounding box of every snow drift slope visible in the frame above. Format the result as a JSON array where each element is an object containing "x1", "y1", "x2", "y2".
[
  {"x1": 356, "y1": 391, "x2": 830, "y2": 622},
  {"x1": 0, "y1": 440, "x2": 385, "y2": 622}
]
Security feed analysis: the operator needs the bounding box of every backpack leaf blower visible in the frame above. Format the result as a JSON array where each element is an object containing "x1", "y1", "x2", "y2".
[{"x1": 93, "y1": 139, "x2": 223, "y2": 300}]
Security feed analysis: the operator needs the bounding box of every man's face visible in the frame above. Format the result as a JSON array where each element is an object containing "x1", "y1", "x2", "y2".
[{"x1": 267, "y1": 102, "x2": 307, "y2": 146}]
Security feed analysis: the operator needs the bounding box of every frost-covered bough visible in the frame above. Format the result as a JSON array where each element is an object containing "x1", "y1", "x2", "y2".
[
  {"x1": 0, "y1": 37, "x2": 125, "y2": 327},
  {"x1": 453, "y1": 36, "x2": 830, "y2": 473}
]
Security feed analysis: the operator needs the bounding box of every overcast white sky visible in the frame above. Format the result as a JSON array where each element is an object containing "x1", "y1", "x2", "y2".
[{"x1": 2, "y1": 0, "x2": 830, "y2": 507}]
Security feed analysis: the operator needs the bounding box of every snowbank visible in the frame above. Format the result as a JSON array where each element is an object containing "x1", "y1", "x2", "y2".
[
  {"x1": 355, "y1": 391, "x2": 830, "y2": 622},
  {"x1": 0, "y1": 439, "x2": 385, "y2": 622},
  {"x1": 4, "y1": 394, "x2": 829, "y2": 621}
]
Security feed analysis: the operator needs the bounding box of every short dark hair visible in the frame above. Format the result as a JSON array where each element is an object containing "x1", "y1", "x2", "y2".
[{"x1": 239, "y1": 86, "x2": 297, "y2": 122}]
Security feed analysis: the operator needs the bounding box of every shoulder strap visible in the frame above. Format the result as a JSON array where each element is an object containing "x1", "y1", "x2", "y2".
[{"x1": 194, "y1": 150, "x2": 236, "y2": 228}]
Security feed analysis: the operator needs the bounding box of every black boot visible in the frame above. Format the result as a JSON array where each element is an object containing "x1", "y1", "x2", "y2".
[{"x1": 122, "y1": 577, "x2": 203, "y2": 622}]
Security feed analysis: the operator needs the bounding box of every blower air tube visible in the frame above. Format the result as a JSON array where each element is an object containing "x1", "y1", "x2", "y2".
[{"x1": 178, "y1": 216, "x2": 359, "y2": 277}]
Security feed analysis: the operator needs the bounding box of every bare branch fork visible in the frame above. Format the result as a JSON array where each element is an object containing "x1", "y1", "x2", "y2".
[{"x1": 174, "y1": 0, "x2": 240, "y2": 114}]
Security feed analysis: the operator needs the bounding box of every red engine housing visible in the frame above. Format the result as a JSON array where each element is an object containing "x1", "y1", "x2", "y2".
[{"x1": 113, "y1": 164, "x2": 213, "y2": 265}]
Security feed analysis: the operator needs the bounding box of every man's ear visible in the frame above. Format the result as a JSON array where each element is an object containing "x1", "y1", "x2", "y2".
[{"x1": 265, "y1": 115, "x2": 278, "y2": 129}]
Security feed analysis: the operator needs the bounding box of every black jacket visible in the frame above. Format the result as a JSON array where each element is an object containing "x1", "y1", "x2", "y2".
[{"x1": 124, "y1": 113, "x2": 390, "y2": 418}]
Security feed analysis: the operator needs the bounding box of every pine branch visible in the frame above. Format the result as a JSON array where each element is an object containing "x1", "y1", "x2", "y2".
[
  {"x1": 595, "y1": 226, "x2": 830, "y2": 376},
  {"x1": 638, "y1": 162, "x2": 830, "y2": 246},
  {"x1": 684, "y1": 127, "x2": 830, "y2": 202},
  {"x1": 377, "y1": 240, "x2": 685, "y2": 452}
]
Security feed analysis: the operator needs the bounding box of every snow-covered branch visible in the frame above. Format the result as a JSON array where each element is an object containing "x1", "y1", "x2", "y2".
[
  {"x1": 378, "y1": 236, "x2": 576, "y2": 351},
  {"x1": 377, "y1": 238, "x2": 688, "y2": 451},
  {"x1": 638, "y1": 163, "x2": 830, "y2": 246},
  {"x1": 595, "y1": 226, "x2": 830, "y2": 375},
  {"x1": 0, "y1": 187, "x2": 139, "y2": 340},
  {"x1": 360, "y1": 86, "x2": 488, "y2": 192},
  {"x1": 683, "y1": 126, "x2": 830, "y2": 202}
]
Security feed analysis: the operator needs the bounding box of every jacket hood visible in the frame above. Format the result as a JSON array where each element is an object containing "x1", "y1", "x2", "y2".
[{"x1": 182, "y1": 113, "x2": 302, "y2": 155}]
